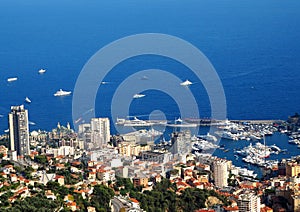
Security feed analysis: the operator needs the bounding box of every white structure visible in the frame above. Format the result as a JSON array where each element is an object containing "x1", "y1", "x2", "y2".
[
  {"x1": 213, "y1": 159, "x2": 228, "y2": 188},
  {"x1": 170, "y1": 131, "x2": 192, "y2": 162},
  {"x1": 91, "y1": 118, "x2": 110, "y2": 149},
  {"x1": 46, "y1": 146, "x2": 75, "y2": 157},
  {"x1": 9, "y1": 105, "x2": 30, "y2": 157},
  {"x1": 237, "y1": 192, "x2": 261, "y2": 212}
]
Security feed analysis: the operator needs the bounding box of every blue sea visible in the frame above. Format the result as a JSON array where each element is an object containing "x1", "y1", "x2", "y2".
[{"x1": 1, "y1": 0, "x2": 300, "y2": 169}]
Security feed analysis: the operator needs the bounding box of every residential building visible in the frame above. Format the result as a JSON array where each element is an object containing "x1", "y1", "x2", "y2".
[
  {"x1": 91, "y1": 118, "x2": 110, "y2": 149},
  {"x1": 237, "y1": 192, "x2": 260, "y2": 212},
  {"x1": 213, "y1": 159, "x2": 228, "y2": 188},
  {"x1": 8, "y1": 105, "x2": 30, "y2": 157}
]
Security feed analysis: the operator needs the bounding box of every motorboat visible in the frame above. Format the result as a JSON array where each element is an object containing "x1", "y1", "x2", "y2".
[
  {"x1": 54, "y1": 89, "x2": 72, "y2": 97},
  {"x1": 198, "y1": 132, "x2": 218, "y2": 142},
  {"x1": 7, "y1": 77, "x2": 18, "y2": 82},
  {"x1": 180, "y1": 80, "x2": 193, "y2": 86},
  {"x1": 133, "y1": 94, "x2": 145, "y2": 99},
  {"x1": 270, "y1": 144, "x2": 281, "y2": 152},
  {"x1": 25, "y1": 97, "x2": 31, "y2": 103},
  {"x1": 38, "y1": 69, "x2": 46, "y2": 74}
]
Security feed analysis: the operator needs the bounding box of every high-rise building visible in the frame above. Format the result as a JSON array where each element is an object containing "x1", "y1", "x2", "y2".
[
  {"x1": 8, "y1": 105, "x2": 30, "y2": 157},
  {"x1": 286, "y1": 162, "x2": 300, "y2": 177},
  {"x1": 237, "y1": 192, "x2": 261, "y2": 212},
  {"x1": 170, "y1": 131, "x2": 191, "y2": 155},
  {"x1": 90, "y1": 118, "x2": 110, "y2": 149},
  {"x1": 213, "y1": 159, "x2": 228, "y2": 188}
]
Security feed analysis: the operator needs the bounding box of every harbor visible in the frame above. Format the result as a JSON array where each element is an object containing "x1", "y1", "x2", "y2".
[{"x1": 116, "y1": 117, "x2": 298, "y2": 179}]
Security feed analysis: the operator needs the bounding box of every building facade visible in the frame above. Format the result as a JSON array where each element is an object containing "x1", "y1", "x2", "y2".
[
  {"x1": 91, "y1": 118, "x2": 110, "y2": 149},
  {"x1": 237, "y1": 192, "x2": 261, "y2": 212},
  {"x1": 213, "y1": 159, "x2": 228, "y2": 188},
  {"x1": 8, "y1": 105, "x2": 30, "y2": 157}
]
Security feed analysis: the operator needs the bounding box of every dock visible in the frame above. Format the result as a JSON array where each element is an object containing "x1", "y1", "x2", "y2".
[{"x1": 184, "y1": 118, "x2": 284, "y2": 126}]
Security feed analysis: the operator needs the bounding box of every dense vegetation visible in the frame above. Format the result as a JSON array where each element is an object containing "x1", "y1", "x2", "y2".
[{"x1": 116, "y1": 177, "x2": 229, "y2": 212}]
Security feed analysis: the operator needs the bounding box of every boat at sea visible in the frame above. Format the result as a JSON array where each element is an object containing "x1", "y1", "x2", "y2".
[
  {"x1": 29, "y1": 121, "x2": 36, "y2": 125},
  {"x1": 38, "y1": 69, "x2": 46, "y2": 74},
  {"x1": 133, "y1": 94, "x2": 145, "y2": 99},
  {"x1": 180, "y1": 79, "x2": 193, "y2": 86},
  {"x1": 140, "y1": 76, "x2": 149, "y2": 80},
  {"x1": 54, "y1": 89, "x2": 72, "y2": 97},
  {"x1": 7, "y1": 77, "x2": 18, "y2": 82},
  {"x1": 25, "y1": 97, "x2": 31, "y2": 103}
]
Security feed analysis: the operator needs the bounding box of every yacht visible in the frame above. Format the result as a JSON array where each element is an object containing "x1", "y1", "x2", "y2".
[
  {"x1": 166, "y1": 118, "x2": 197, "y2": 128},
  {"x1": 198, "y1": 132, "x2": 218, "y2": 142},
  {"x1": 38, "y1": 69, "x2": 46, "y2": 74},
  {"x1": 25, "y1": 97, "x2": 31, "y2": 103},
  {"x1": 7, "y1": 77, "x2": 18, "y2": 82},
  {"x1": 54, "y1": 89, "x2": 72, "y2": 97},
  {"x1": 141, "y1": 76, "x2": 149, "y2": 80},
  {"x1": 215, "y1": 131, "x2": 239, "y2": 141},
  {"x1": 117, "y1": 117, "x2": 151, "y2": 127},
  {"x1": 133, "y1": 94, "x2": 145, "y2": 99},
  {"x1": 180, "y1": 80, "x2": 193, "y2": 86},
  {"x1": 270, "y1": 144, "x2": 281, "y2": 152}
]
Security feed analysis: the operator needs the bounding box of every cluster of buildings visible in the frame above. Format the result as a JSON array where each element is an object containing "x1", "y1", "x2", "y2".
[{"x1": 3, "y1": 105, "x2": 300, "y2": 211}]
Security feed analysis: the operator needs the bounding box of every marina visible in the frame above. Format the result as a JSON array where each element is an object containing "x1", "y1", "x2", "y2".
[
  {"x1": 115, "y1": 117, "x2": 282, "y2": 128},
  {"x1": 118, "y1": 118, "x2": 299, "y2": 179}
]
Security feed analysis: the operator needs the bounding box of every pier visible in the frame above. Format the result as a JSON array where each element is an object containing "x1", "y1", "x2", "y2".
[
  {"x1": 184, "y1": 118, "x2": 284, "y2": 126},
  {"x1": 116, "y1": 118, "x2": 285, "y2": 127}
]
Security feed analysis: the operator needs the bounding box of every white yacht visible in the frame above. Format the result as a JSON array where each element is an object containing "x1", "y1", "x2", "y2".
[
  {"x1": 54, "y1": 89, "x2": 72, "y2": 97},
  {"x1": 166, "y1": 118, "x2": 197, "y2": 128},
  {"x1": 7, "y1": 77, "x2": 18, "y2": 82},
  {"x1": 38, "y1": 69, "x2": 46, "y2": 74},
  {"x1": 25, "y1": 97, "x2": 31, "y2": 103},
  {"x1": 198, "y1": 132, "x2": 218, "y2": 142},
  {"x1": 133, "y1": 94, "x2": 145, "y2": 99},
  {"x1": 180, "y1": 80, "x2": 193, "y2": 86}
]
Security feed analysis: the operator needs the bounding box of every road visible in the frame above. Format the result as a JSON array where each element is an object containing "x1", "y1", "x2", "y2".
[{"x1": 111, "y1": 197, "x2": 125, "y2": 212}]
